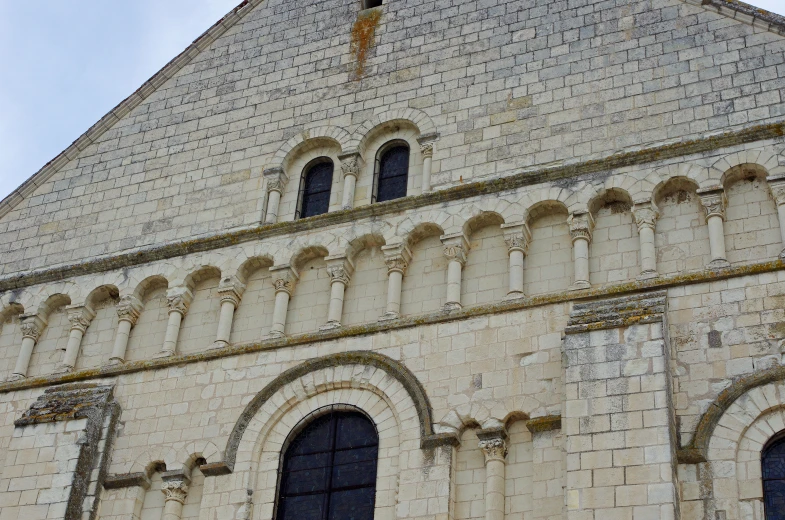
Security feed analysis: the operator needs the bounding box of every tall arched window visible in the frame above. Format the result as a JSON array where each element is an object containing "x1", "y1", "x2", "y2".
[
  {"x1": 276, "y1": 409, "x2": 378, "y2": 520},
  {"x1": 373, "y1": 142, "x2": 409, "y2": 203},
  {"x1": 763, "y1": 434, "x2": 785, "y2": 519},
  {"x1": 297, "y1": 159, "x2": 334, "y2": 219}
]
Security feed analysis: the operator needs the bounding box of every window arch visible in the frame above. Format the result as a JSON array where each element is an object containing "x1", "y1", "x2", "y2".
[
  {"x1": 763, "y1": 433, "x2": 785, "y2": 519},
  {"x1": 275, "y1": 408, "x2": 379, "y2": 520},
  {"x1": 297, "y1": 158, "x2": 334, "y2": 219},
  {"x1": 373, "y1": 141, "x2": 409, "y2": 203}
]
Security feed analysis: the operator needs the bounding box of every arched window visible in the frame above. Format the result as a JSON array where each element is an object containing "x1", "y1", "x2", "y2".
[
  {"x1": 373, "y1": 142, "x2": 409, "y2": 203},
  {"x1": 297, "y1": 159, "x2": 334, "y2": 219},
  {"x1": 763, "y1": 434, "x2": 785, "y2": 519},
  {"x1": 276, "y1": 409, "x2": 378, "y2": 520}
]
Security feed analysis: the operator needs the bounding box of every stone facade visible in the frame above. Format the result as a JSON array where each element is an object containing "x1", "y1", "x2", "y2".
[{"x1": 2, "y1": 0, "x2": 785, "y2": 519}]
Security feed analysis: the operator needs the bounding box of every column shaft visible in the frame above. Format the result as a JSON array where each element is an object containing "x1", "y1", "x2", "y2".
[
  {"x1": 707, "y1": 214, "x2": 727, "y2": 264},
  {"x1": 422, "y1": 155, "x2": 432, "y2": 193},
  {"x1": 384, "y1": 270, "x2": 403, "y2": 318},
  {"x1": 485, "y1": 458, "x2": 505, "y2": 520},
  {"x1": 270, "y1": 291, "x2": 290, "y2": 336},
  {"x1": 327, "y1": 280, "x2": 347, "y2": 324},
  {"x1": 508, "y1": 249, "x2": 525, "y2": 297},
  {"x1": 572, "y1": 238, "x2": 590, "y2": 286},
  {"x1": 445, "y1": 259, "x2": 463, "y2": 309},
  {"x1": 215, "y1": 300, "x2": 236, "y2": 345},
  {"x1": 12, "y1": 337, "x2": 37, "y2": 379},
  {"x1": 60, "y1": 329, "x2": 85, "y2": 371},
  {"x1": 777, "y1": 203, "x2": 785, "y2": 250},
  {"x1": 639, "y1": 225, "x2": 657, "y2": 275},
  {"x1": 380, "y1": 245, "x2": 410, "y2": 320},
  {"x1": 161, "y1": 311, "x2": 183, "y2": 356},
  {"x1": 109, "y1": 319, "x2": 134, "y2": 364},
  {"x1": 265, "y1": 189, "x2": 282, "y2": 223},
  {"x1": 162, "y1": 499, "x2": 184, "y2": 520},
  {"x1": 341, "y1": 175, "x2": 357, "y2": 209}
]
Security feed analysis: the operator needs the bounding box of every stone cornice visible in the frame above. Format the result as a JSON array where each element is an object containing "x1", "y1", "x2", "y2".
[
  {"x1": 1, "y1": 257, "x2": 783, "y2": 396},
  {"x1": 1, "y1": 120, "x2": 784, "y2": 293},
  {"x1": 684, "y1": 0, "x2": 785, "y2": 36},
  {"x1": 0, "y1": 0, "x2": 262, "y2": 221}
]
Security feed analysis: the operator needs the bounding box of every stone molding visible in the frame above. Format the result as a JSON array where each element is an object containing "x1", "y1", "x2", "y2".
[
  {"x1": 2, "y1": 121, "x2": 784, "y2": 294},
  {"x1": 565, "y1": 290, "x2": 667, "y2": 334},
  {"x1": 1, "y1": 260, "x2": 784, "y2": 396},
  {"x1": 685, "y1": 0, "x2": 785, "y2": 36}
]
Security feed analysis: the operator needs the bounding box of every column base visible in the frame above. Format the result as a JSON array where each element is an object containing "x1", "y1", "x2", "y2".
[
  {"x1": 341, "y1": 205, "x2": 353, "y2": 211},
  {"x1": 6, "y1": 373, "x2": 24, "y2": 382},
  {"x1": 265, "y1": 331, "x2": 286, "y2": 340},
  {"x1": 210, "y1": 341, "x2": 229, "y2": 350},
  {"x1": 52, "y1": 364, "x2": 74, "y2": 375},
  {"x1": 153, "y1": 350, "x2": 175, "y2": 359},
  {"x1": 708, "y1": 258, "x2": 731, "y2": 269},
  {"x1": 319, "y1": 321, "x2": 342, "y2": 331},
  {"x1": 504, "y1": 291, "x2": 525, "y2": 301},
  {"x1": 569, "y1": 281, "x2": 591, "y2": 291},
  {"x1": 442, "y1": 302, "x2": 462, "y2": 312},
  {"x1": 378, "y1": 312, "x2": 400, "y2": 322},
  {"x1": 780, "y1": 248, "x2": 785, "y2": 260},
  {"x1": 637, "y1": 270, "x2": 658, "y2": 280},
  {"x1": 104, "y1": 357, "x2": 124, "y2": 367}
]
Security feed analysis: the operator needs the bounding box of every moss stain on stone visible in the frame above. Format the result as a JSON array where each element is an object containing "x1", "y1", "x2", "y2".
[{"x1": 351, "y1": 9, "x2": 381, "y2": 79}]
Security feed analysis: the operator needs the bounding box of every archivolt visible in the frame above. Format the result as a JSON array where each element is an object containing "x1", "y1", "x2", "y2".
[{"x1": 222, "y1": 351, "x2": 436, "y2": 472}]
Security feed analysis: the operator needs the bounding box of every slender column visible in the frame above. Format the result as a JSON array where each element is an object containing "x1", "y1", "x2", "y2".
[
  {"x1": 213, "y1": 277, "x2": 245, "y2": 348},
  {"x1": 568, "y1": 212, "x2": 594, "y2": 290},
  {"x1": 698, "y1": 187, "x2": 730, "y2": 268},
  {"x1": 501, "y1": 222, "x2": 531, "y2": 300},
  {"x1": 321, "y1": 255, "x2": 354, "y2": 330},
  {"x1": 339, "y1": 151, "x2": 361, "y2": 210},
  {"x1": 161, "y1": 479, "x2": 189, "y2": 520},
  {"x1": 380, "y1": 244, "x2": 412, "y2": 321},
  {"x1": 263, "y1": 167, "x2": 288, "y2": 224},
  {"x1": 107, "y1": 295, "x2": 143, "y2": 365},
  {"x1": 417, "y1": 132, "x2": 438, "y2": 193},
  {"x1": 156, "y1": 288, "x2": 193, "y2": 358},
  {"x1": 441, "y1": 233, "x2": 469, "y2": 311},
  {"x1": 767, "y1": 175, "x2": 785, "y2": 259},
  {"x1": 477, "y1": 428, "x2": 508, "y2": 520},
  {"x1": 55, "y1": 306, "x2": 96, "y2": 373},
  {"x1": 632, "y1": 203, "x2": 659, "y2": 279},
  {"x1": 9, "y1": 314, "x2": 46, "y2": 381},
  {"x1": 268, "y1": 266, "x2": 298, "y2": 338}
]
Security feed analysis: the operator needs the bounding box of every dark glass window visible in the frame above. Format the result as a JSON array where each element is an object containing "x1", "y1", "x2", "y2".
[
  {"x1": 374, "y1": 144, "x2": 409, "y2": 203},
  {"x1": 298, "y1": 160, "x2": 334, "y2": 219},
  {"x1": 764, "y1": 435, "x2": 785, "y2": 520},
  {"x1": 364, "y1": 0, "x2": 382, "y2": 8},
  {"x1": 276, "y1": 410, "x2": 378, "y2": 520}
]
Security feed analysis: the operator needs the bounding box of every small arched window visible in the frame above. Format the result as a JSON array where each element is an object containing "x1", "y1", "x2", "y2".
[
  {"x1": 276, "y1": 409, "x2": 378, "y2": 520},
  {"x1": 363, "y1": 0, "x2": 382, "y2": 8},
  {"x1": 297, "y1": 159, "x2": 334, "y2": 219},
  {"x1": 373, "y1": 142, "x2": 409, "y2": 203},
  {"x1": 763, "y1": 434, "x2": 785, "y2": 519}
]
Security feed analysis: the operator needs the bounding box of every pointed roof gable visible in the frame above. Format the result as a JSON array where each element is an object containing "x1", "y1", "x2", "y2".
[{"x1": 0, "y1": 0, "x2": 783, "y2": 221}]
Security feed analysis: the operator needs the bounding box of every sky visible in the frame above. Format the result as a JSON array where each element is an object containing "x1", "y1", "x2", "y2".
[{"x1": 1, "y1": 0, "x2": 784, "y2": 202}]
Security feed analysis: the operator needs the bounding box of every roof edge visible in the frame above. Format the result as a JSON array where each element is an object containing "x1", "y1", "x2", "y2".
[
  {"x1": 0, "y1": 0, "x2": 264, "y2": 220},
  {"x1": 684, "y1": 0, "x2": 785, "y2": 35}
]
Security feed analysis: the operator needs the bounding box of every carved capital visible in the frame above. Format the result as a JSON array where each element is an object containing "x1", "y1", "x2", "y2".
[
  {"x1": 697, "y1": 188, "x2": 727, "y2": 220},
  {"x1": 325, "y1": 255, "x2": 354, "y2": 285},
  {"x1": 417, "y1": 132, "x2": 439, "y2": 158},
  {"x1": 218, "y1": 277, "x2": 246, "y2": 308},
  {"x1": 501, "y1": 222, "x2": 532, "y2": 254},
  {"x1": 161, "y1": 480, "x2": 189, "y2": 504},
  {"x1": 166, "y1": 287, "x2": 193, "y2": 316},
  {"x1": 19, "y1": 314, "x2": 45, "y2": 342},
  {"x1": 478, "y1": 437, "x2": 508, "y2": 462},
  {"x1": 66, "y1": 306, "x2": 96, "y2": 334},
  {"x1": 263, "y1": 167, "x2": 288, "y2": 194},
  {"x1": 632, "y1": 204, "x2": 658, "y2": 232},
  {"x1": 116, "y1": 295, "x2": 143, "y2": 325},
  {"x1": 338, "y1": 151, "x2": 362, "y2": 179},
  {"x1": 768, "y1": 175, "x2": 785, "y2": 206},
  {"x1": 568, "y1": 212, "x2": 595, "y2": 243},
  {"x1": 441, "y1": 233, "x2": 469, "y2": 266},
  {"x1": 326, "y1": 266, "x2": 350, "y2": 285},
  {"x1": 270, "y1": 266, "x2": 299, "y2": 295},
  {"x1": 381, "y1": 244, "x2": 412, "y2": 275}
]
